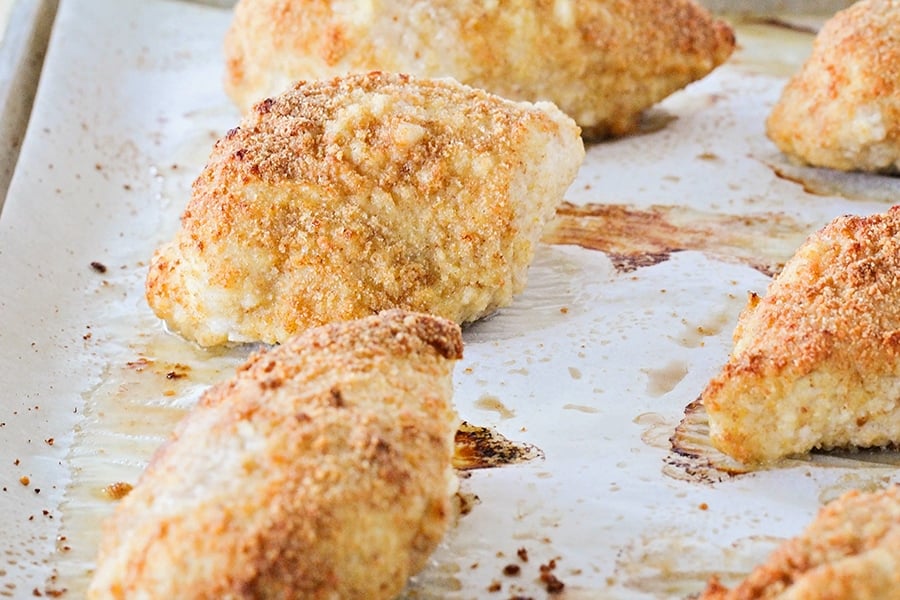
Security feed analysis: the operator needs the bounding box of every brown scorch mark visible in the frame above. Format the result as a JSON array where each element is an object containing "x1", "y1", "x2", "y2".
[
  {"x1": 543, "y1": 202, "x2": 812, "y2": 276},
  {"x1": 453, "y1": 422, "x2": 544, "y2": 470}
]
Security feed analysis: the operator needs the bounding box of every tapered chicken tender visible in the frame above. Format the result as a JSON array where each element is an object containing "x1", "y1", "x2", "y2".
[
  {"x1": 146, "y1": 72, "x2": 583, "y2": 347},
  {"x1": 767, "y1": 0, "x2": 900, "y2": 172},
  {"x1": 223, "y1": 0, "x2": 735, "y2": 138},
  {"x1": 88, "y1": 310, "x2": 463, "y2": 600},
  {"x1": 702, "y1": 207, "x2": 900, "y2": 465},
  {"x1": 701, "y1": 486, "x2": 900, "y2": 599}
]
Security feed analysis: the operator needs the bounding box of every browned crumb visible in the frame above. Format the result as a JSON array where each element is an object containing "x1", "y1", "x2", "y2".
[
  {"x1": 542, "y1": 574, "x2": 565, "y2": 594},
  {"x1": 539, "y1": 559, "x2": 565, "y2": 594}
]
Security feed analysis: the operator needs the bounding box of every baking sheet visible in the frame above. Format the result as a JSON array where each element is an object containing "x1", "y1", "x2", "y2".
[
  {"x1": 1, "y1": 1, "x2": 899, "y2": 598},
  {"x1": 0, "y1": 0, "x2": 57, "y2": 208}
]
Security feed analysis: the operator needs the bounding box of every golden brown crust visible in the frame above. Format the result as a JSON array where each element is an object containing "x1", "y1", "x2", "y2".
[
  {"x1": 766, "y1": 0, "x2": 900, "y2": 172},
  {"x1": 88, "y1": 310, "x2": 462, "y2": 600},
  {"x1": 699, "y1": 486, "x2": 900, "y2": 599},
  {"x1": 703, "y1": 207, "x2": 900, "y2": 464},
  {"x1": 146, "y1": 71, "x2": 583, "y2": 347},
  {"x1": 223, "y1": 0, "x2": 735, "y2": 137}
]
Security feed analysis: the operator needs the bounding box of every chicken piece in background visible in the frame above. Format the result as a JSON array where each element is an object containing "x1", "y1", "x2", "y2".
[
  {"x1": 223, "y1": 0, "x2": 735, "y2": 138},
  {"x1": 767, "y1": 0, "x2": 900, "y2": 173}
]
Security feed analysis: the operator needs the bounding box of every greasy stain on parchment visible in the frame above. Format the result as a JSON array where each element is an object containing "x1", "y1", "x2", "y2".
[
  {"x1": 766, "y1": 157, "x2": 900, "y2": 203},
  {"x1": 543, "y1": 202, "x2": 811, "y2": 276}
]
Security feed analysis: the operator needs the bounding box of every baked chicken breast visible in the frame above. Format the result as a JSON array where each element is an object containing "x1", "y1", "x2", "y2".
[
  {"x1": 223, "y1": 0, "x2": 735, "y2": 138},
  {"x1": 702, "y1": 207, "x2": 900, "y2": 465},
  {"x1": 701, "y1": 486, "x2": 900, "y2": 599},
  {"x1": 767, "y1": 0, "x2": 900, "y2": 172},
  {"x1": 88, "y1": 310, "x2": 463, "y2": 599},
  {"x1": 146, "y1": 71, "x2": 583, "y2": 347}
]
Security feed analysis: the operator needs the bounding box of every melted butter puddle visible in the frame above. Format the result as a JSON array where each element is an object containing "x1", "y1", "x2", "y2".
[
  {"x1": 47, "y1": 114, "x2": 246, "y2": 595},
  {"x1": 53, "y1": 292, "x2": 249, "y2": 596}
]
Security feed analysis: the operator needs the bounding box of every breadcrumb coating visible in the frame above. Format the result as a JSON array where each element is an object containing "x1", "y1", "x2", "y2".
[
  {"x1": 146, "y1": 72, "x2": 583, "y2": 347},
  {"x1": 703, "y1": 207, "x2": 900, "y2": 464},
  {"x1": 88, "y1": 310, "x2": 462, "y2": 599},
  {"x1": 223, "y1": 0, "x2": 735, "y2": 138},
  {"x1": 766, "y1": 0, "x2": 900, "y2": 172},
  {"x1": 701, "y1": 486, "x2": 900, "y2": 599}
]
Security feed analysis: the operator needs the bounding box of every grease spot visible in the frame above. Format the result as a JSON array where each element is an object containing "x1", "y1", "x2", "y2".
[
  {"x1": 543, "y1": 202, "x2": 806, "y2": 276},
  {"x1": 678, "y1": 310, "x2": 738, "y2": 349},
  {"x1": 475, "y1": 394, "x2": 515, "y2": 420},
  {"x1": 615, "y1": 531, "x2": 783, "y2": 596},
  {"x1": 643, "y1": 361, "x2": 689, "y2": 397}
]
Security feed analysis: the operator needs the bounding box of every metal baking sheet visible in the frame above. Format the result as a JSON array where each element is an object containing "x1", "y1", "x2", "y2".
[{"x1": 1, "y1": 1, "x2": 898, "y2": 598}]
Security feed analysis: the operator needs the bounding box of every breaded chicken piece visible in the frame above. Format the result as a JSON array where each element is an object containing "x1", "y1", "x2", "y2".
[
  {"x1": 146, "y1": 72, "x2": 583, "y2": 347},
  {"x1": 702, "y1": 207, "x2": 900, "y2": 465},
  {"x1": 88, "y1": 310, "x2": 463, "y2": 600},
  {"x1": 223, "y1": 0, "x2": 735, "y2": 138},
  {"x1": 700, "y1": 486, "x2": 900, "y2": 599},
  {"x1": 767, "y1": 0, "x2": 900, "y2": 173}
]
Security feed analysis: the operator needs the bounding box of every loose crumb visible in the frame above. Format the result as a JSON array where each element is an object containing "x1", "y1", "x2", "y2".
[
  {"x1": 542, "y1": 573, "x2": 565, "y2": 594},
  {"x1": 539, "y1": 560, "x2": 565, "y2": 594}
]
